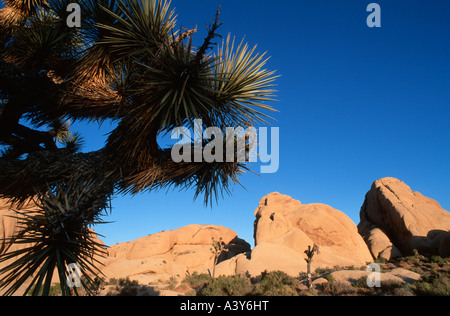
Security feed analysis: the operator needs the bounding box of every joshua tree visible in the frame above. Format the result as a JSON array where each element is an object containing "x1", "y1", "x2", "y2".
[
  {"x1": 210, "y1": 237, "x2": 226, "y2": 279},
  {"x1": 304, "y1": 244, "x2": 320, "y2": 290},
  {"x1": 0, "y1": 0, "x2": 278, "y2": 295}
]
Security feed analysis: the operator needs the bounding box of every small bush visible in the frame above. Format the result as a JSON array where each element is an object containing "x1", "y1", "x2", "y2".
[
  {"x1": 118, "y1": 277, "x2": 139, "y2": 287},
  {"x1": 321, "y1": 281, "x2": 358, "y2": 296},
  {"x1": 352, "y1": 277, "x2": 369, "y2": 289},
  {"x1": 254, "y1": 271, "x2": 299, "y2": 296},
  {"x1": 430, "y1": 256, "x2": 449, "y2": 266},
  {"x1": 324, "y1": 274, "x2": 335, "y2": 282},
  {"x1": 183, "y1": 272, "x2": 211, "y2": 289},
  {"x1": 392, "y1": 286, "x2": 415, "y2": 296},
  {"x1": 315, "y1": 267, "x2": 333, "y2": 275},
  {"x1": 108, "y1": 278, "x2": 119, "y2": 285},
  {"x1": 198, "y1": 275, "x2": 253, "y2": 296},
  {"x1": 117, "y1": 286, "x2": 138, "y2": 296}
]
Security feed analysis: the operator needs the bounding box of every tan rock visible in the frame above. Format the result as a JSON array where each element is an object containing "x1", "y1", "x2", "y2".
[
  {"x1": 217, "y1": 193, "x2": 373, "y2": 278},
  {"x1": 329, "y1": 269, "x2": 411, "y2": 288},
  {"x1": 359, "y1": 224, "x2": 402, "y2": 260},
  {"x1": 388, "y1": 268, "x2": 421, "y2": 283},
  {"x1": 329, "y1": 270, "x2": 372, "y2": 286},
  {"x1": 358, "y1": 177, "x2": 450, "y2": 256},
  {"x1": 101, "y1": 224, "x2": 250, "y2": 284},
  {"x1": 235, "y1": 242, "x2": 307, "y2": 277},
  {"x1": 0, "y1": 200, "x2": 35, "y2": 256}
]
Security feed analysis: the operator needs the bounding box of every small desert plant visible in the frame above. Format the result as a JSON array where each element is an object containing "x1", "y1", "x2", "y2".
[
  {"x1": 166, "y1": 276, "x2": 178, "y2": 290},
  {"x1": 324, "y1": 273, "x2": 335, "y2": 282},
  {"x1": 198, "y1": 275, "x2": 253, "y2": 296}
]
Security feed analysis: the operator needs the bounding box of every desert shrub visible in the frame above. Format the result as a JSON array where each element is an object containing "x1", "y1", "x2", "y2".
[
  {"x1": 378, "y1": 279, "x2": 405, "y2": 296},
  {"x1": 321, "y1": 281, "x2": 358, "y2": 296},
  {"x1": 408, "y1": 272, "x2": 450, "y2": 296},
  {"x1": 352, "y1": 276, "x2": 369, "y2": 289},
  {"x1": 324, "y1": 274, "x2": 335, "y2": 282},
  {"x1": 374, "y1": 257, "x2": 387, "y2": 264},
  {"x1": 108, "y1": 278, "x2": 119, "y2": 285},
  {"x1": 165, "y1": 276, "x2": 177, "y2": 288},
  {"x1": 183, "y1": 272, "x2": 211, "y2": 289},
  {"x1": 253, "y1": 270, "x2": 299, "y2": 296},
  {"x1": 117, "y1": 286, "x2": 138, "y2": 296},
  {"x1": 392, "y1": 286, "x2": 415, "y2": 296},
  {"x1": 430, "y1": 256, "x2": 450, "y2": 266},
  {"x1": 118, "y1": 277, "x2": 139, "y2": 287},
  {"x1": 198, "y1": 275, "x2": 253, "y2": 296},
  {"x1": 315, "y1": 267, "x2": 333, "y2": 275}
]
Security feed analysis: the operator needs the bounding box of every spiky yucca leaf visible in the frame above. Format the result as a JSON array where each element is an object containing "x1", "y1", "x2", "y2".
[
  {"x1": 59, "y1": 131, "x2": 84, "y2": 153},
  {"x1": 132, "y1": 41, "x2": 218, "y2": 129},
  {"x1": 3, "y1": 7, "x2": 83, "y2": 70},
  {"x1": 212, "y1": 34, "x2": 279, "y2": 127},
  {"x1": 0, "y1": 180, "x2": 110, "y2": 296},
  {"x1": 98, "y1": 0, "x2": 176, "y2": 59},
  {"x1": 3, "y1": 0, "x2": 49, "y2": 16}
]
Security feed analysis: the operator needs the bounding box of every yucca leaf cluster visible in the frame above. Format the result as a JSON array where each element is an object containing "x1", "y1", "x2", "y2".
[{"x1": 0, "y1": 179, "x2": 110, "y2": 296}]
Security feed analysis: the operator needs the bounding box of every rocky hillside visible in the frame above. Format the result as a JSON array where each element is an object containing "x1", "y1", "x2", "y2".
[
  {"x1": 0, "y1": 177, "x2": 449, "y2": 296},
  {"x1": 99, "y1": 224, "x2": 250, "y2": 285}
]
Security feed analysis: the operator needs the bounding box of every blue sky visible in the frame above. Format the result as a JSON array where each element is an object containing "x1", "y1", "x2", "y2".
[{"x1": 69, "y1": 0, "x2": 450, "y2": 247}]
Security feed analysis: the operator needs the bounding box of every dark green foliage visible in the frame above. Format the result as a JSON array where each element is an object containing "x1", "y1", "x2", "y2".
[
  {"x1": 198, "y1": 275, "x2": 253, "y2": 296},
  {"x1": 408, "y1": 272, "x2": 450, "y2": 296},
  {"x1": 183, "y1": 272, "x2": 211, "y2": 290},
  {"x1": 254, "y1": 270, "x2": 299, "y2": 296}
]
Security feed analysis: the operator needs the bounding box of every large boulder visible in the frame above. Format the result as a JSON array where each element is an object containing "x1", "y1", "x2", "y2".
[
  {"x1": 100, "y1": 224, "x2": 251, "y2": 284},
  {"x1": 216, "y1": 193, "x2": 373, "y2": 277},
  {"x1": 358, "y1": 177, "x2": 450, "y2": 258},
  {"x1": 0, "y1": 199, "x2": 36, "y2": 257}
]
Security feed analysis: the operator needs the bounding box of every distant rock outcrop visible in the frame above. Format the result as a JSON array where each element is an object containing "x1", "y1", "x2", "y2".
[
  {"x1": 100, "y1": 224, "x2": 250, "y2": 284},
  {"x1": 358, "y1": 177, "x2": 450, "y2": 259},
  {"x1": 216, "y1": 193, "x2": 373, "y2": 277}
]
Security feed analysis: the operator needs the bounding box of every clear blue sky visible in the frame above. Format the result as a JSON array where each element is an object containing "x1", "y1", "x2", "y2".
[{"x1": 69, "y1": 0, "x2": 450, "y2": 247}]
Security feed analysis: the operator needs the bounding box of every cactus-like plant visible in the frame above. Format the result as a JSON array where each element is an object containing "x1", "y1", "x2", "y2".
[
  {"x1": 210, "y1": 237, "x2": 226, "y2": 279},
  {"x1": 304, "y1": 244, "x2": 320, "y2": 290}
]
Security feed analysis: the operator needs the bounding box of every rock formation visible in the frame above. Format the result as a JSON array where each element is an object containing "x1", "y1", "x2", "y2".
[
  {"x1": 358, "y1": 177, "x2": 450, "y2": 259},
  {"x1": 100, "y1": 224, "x2": 250, "y2": 284},
  {"x1": 216, "y1": 193, "x2": 373, "y2": 277},
  {"x1": 0, "y1": 200, "x2": 36, "y2": 257},
  {"x1": 2, "y1": 177, "x2": 449, "y2": 289}
]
